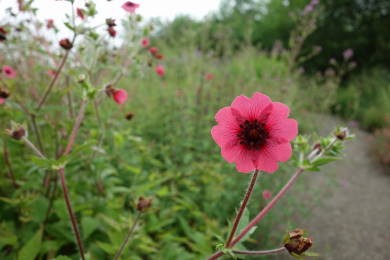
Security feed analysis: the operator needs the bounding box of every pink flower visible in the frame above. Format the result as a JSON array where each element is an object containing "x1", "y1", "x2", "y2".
[
  {"x1": 155, "y1": 65, "x2": 165, "y2": 77},
  {"x1": 0, "y1": 98, "x2": 5, "y2": 105},
  {"x1": 262, "y1": 190, "x2": 272, "y2": 200},
  {"x1": 76, "y1": 8, "x2": 85, "y2": 20},
  {"x1": 141, "y1": 38, "x2": 149, "y2": 48},
  {"x1": 211, "y1": 92, "x2": 298, "y2": 173},
  {"x1": 122, "y1": 1, "x2": 139, "y2": 13},
  {"x1": 113, "y1": 89, "x2": 128, "y2": 104},
  {"x1": 149, "y1": 47, "x2": 158, "y2": 54},
  {"x1": 205, "y1": 73, "x2": 214, "y2": 81},
  {"x1": 343, "y1": 48, "x2": 354, "y2": 60},
  {"x1": 46, "y1": 19, "x2": 54, "y2": 29},
  {"x1": 2, "y1": 66, "x2": 16, "y2": 79},
  {"x1": 47, "y1": 69, "x2": 57, "y2": 77}
]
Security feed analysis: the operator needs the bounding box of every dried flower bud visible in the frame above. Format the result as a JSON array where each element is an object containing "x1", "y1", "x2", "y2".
[
  {"x1": 0, "y1": 88, "x2": 10, "y2": 99},
  {"x1": 284, "y1": 229, "x2": 313, "y2": 255},
  {"x1": 59, "y1": 38, "x2": 73, "y2": 50},
  {"x1": 105, "y1": 18, "x2": 116, "y2": 27},
  {"x1": 0, "y1": 27, "x2": 7, "y2": 41},
  {"x1": 136, "y1": 196, "x2": 152, "y2": 212},
  {"x1": 105, "y1": 84, "x2": 115, "y2": 97},
  {"x1": 335, "y1": 127, "x2": 349, "y2": 140},
  {"x1": 6, "y1": 127, "x2": 26, "y2": 140},
  {"x1": 125, "y1": 112, "x2": 134, "y2": 121},
  {"x1": 107, "y1": 27, "x2": 117, "y2": 38}
]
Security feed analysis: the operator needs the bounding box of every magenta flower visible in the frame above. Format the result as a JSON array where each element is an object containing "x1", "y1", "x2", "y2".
[
  {"x1": 155, "y1": 65, "x2": 165, "y2": 77},
  {"x1": 343, "y1": 48, "x2": 354, "y2": 60},
  {"x1": 262, "y1": 190, "x2": 272, "y2": 200},
  {"x1": 2, "y1": 66, "x2": 16, "y2": 79},
  {"x1": 0, "y1": 98, "x2": 5, "y2": 105},
  {"x1": 205, "y1": 73, "x2": 214, "y2": 81},
  {"x1": 211, "y1": 92, "x2": 298, "y2": 173},
  {"x1": 122, "y1": 1, "x2": 140, "y2": 13},
  {"x1": 141, "y1": 38, "x2": 150, "y2": 48},
  {"x1": 149, "y1": 47, "x2": 158, "y2": 54},
  {"x1": 113, "y1": 89, "x2": 128, "y2": 104}
]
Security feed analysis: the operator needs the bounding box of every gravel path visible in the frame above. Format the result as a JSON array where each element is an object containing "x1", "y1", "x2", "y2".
[{"x1": 289, "y1": 115, "x2": 390, "y2": 260}]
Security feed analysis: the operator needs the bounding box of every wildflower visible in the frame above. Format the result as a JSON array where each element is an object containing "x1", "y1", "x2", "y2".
[
  {"x1": 211, "y1": 92, "x2": 298, "y2": 173},
  {"x1": 125, "y1": 112, "x2": 134, "y2": 121},
  {"x1": 154, "y1": 53, "x2": 164, "y2": 60},
  {"x1": 59, "y1": 38, "x2": 73, "y2": 50},
  {"x1": 0, "y1": 88, "x2": 10, "y2": 99},
  {"x1": 46, "y1": 19, "x2": 54, "y2": 29},
  {"x1": 0, "y1": 27, "x2": 8, "y2": 41},
  {"x1": 6, "y1": 126, "x2": 26, "y2": 140},
  {"x1": 47, "y1": 69, "x2": 57, "y2": 77},
  {"x1": 141, "y1": 38, "x2": 149, "y2": 48},
  {"x1": 284, "y1": 229, "x2": 313, "y2": 255},
  {"x1": 343, "y1": 48, "x2": 354, "y2": 60},
  {"x1": 155, "y1": 65, "x2": 165, "y2": 77},
  {"x1": 136, "y1": 196, "x2": 152, "y2": 212},
  {"x1": 149, "y1": 47, "x2": 158, "y2": 54},
  {"x1": 122, "y1": 1, "x2": 139, "y2": 13},
  {"x1": 262, "y1": 190, "x2": 272, "y2": 200},
  {"x1": 205, "y1": 73, "x2": 214, "y2": 81},
  {"x1": 112, "y1": 89, "x2": 128, "y2": 104},
  {"x1": 107, "y1": 27, "x2": 117, "y2": 38},
  {"x1": 2, "y1": 66, "x2": 17, "y2": 79},
  {"x1": 76, "y1": 8, "x2": 85, "y2": 20},
  {"x1": 106, "y1": 18, "x2": 116, "y2": 27},
  {"x1": 0, "y1": 98, "x2": 5, "y2": 105}
]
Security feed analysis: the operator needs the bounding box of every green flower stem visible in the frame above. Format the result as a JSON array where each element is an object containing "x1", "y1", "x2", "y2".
[
  {"x1": 225, "y1": 170, "x2": 260, "y2": 248},
  {"x1": 114, "y1": 212, "x2": 142, "y2": 260}
]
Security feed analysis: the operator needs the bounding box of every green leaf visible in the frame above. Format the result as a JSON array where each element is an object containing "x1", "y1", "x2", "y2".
[
  {"x1": 31, "y1": 196, "x2": 49, "y2": 223},
  {"x1": 82, "y1": 216, "x2": 100, "y2": 240},
  {"x1": 64, "y1": 22, "x2": 75, "y2": 32},
  {"x1": 18, "y1": 228, "x2": 43, "y2": 260},
  {"x1": 312, "y1": 157, "x2": 338, "y2": 167}
]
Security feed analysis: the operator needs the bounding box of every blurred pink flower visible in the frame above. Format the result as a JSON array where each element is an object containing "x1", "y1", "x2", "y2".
[
  {"x1": 141, "y1": 38, "x2": 150, "y2": 47},
  {"x1": 0, "y1": 98, "x2": 5, "y2": 105},
  {"x1": 155, "y1": 65, "x2": 165, "y2": 77},
  {"x1": 113, "y1": 89, "x2": 128, "y2": 104},
  {"x1": 46, "y1": 19, "x2": 54, "y2": 29},
  {"x1": 262, "y1": 190, "x2": 272, "y2": 200},
  {"x1": 211, "y1": 92, "x2": 298, "y2": 173},
  {"x1": 76, "y1": 8, "x2": 85, "y2": 20},
  {"x1": 205, "y1": 73, "x2": 214, "y2": 81},
  {"x1": 149, "y1": 47, "x2": 158, "y2": 54},
  {"x1": 122, "y1": 1, "x2": 139, "y2": 13},
  {"x1": 343, "y1": 48, "x2": 354, "y2": 60},
  {"x1": 47, "y1": 69, "x2": 57, "y2": 77},
  {"x1": 2, "y1": 65, "x2": 16, "y2": 79}
]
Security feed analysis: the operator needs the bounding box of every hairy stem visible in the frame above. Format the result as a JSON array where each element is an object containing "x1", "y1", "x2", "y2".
[
  {"x1": 114, "y1": 212, "x2": 142, "y2": 260},
  {"x1": 225, "y1": 170, "x2": 260, "y2": 247},
  {"x1": 22, "y1": 137, "x2": 46, "y2": 159},
  {"x1": 63, "y1": 99, "x2": 87, "y2": 156},
  {"x1": 208, "y1": 169, "x2": 304, "y2": 260},
  {"x1": 59, "y1": 168, "x2": 85, "y2": 260},
  {"x1": 233, "y1": 247, "x2": 286, "y2": 256},
  {"x1": 2, "y1": 142, "x2": 18, "y2": 188}
]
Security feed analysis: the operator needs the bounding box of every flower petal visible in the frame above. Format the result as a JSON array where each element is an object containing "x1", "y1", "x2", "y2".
[
  {"x1": 211, "y1": 125, "x2": 237, "y2": 148},
  {"x1": 268, "y1": 118, "x2": 298, "y2": 142}
]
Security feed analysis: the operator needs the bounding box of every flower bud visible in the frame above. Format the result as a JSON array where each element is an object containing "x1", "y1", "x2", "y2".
[
  {"x1": 0, "y1": 27, "x2": 7, "y2": 41},
  {"x1": 107, "y1": 27, "x2": 117, "y2": 38},
  {"x1": 0, "y1": 88, "x2": 10, "y2": 99},
  {"x1": 136, "y1": 196, "x2": 152, "y2": 212},
  {"x1": 6, "y1": 126, "x2": 26, "y2": 140},
  {"x1": 105, "y1": 18, "x2": 116, "y2": 27},
  {"x1": 284, "y1": 229, "x2": 313, "y2": 255},
  {"x1": 334, "y1": 127, "x2": 349, "y2": 140},
  {"x1": 125, "y1": 112, "x2": 134, "y2": 121},
  {"x1": 59, "y1": 38, "x2": 73, "y2": 50}
]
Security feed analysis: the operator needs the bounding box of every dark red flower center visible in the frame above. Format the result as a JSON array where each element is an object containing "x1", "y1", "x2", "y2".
[
  {"x1": 126, "y1": 2, "x2": 137, "y2": 7},
  {"x1": 237, "y1": 119, "x2": 269, "y2": 150}
]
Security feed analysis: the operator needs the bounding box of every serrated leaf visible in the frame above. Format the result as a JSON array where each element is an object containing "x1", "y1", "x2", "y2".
[{"x1": 18, "y1": 228, "x2": 43, "y2": 260}]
